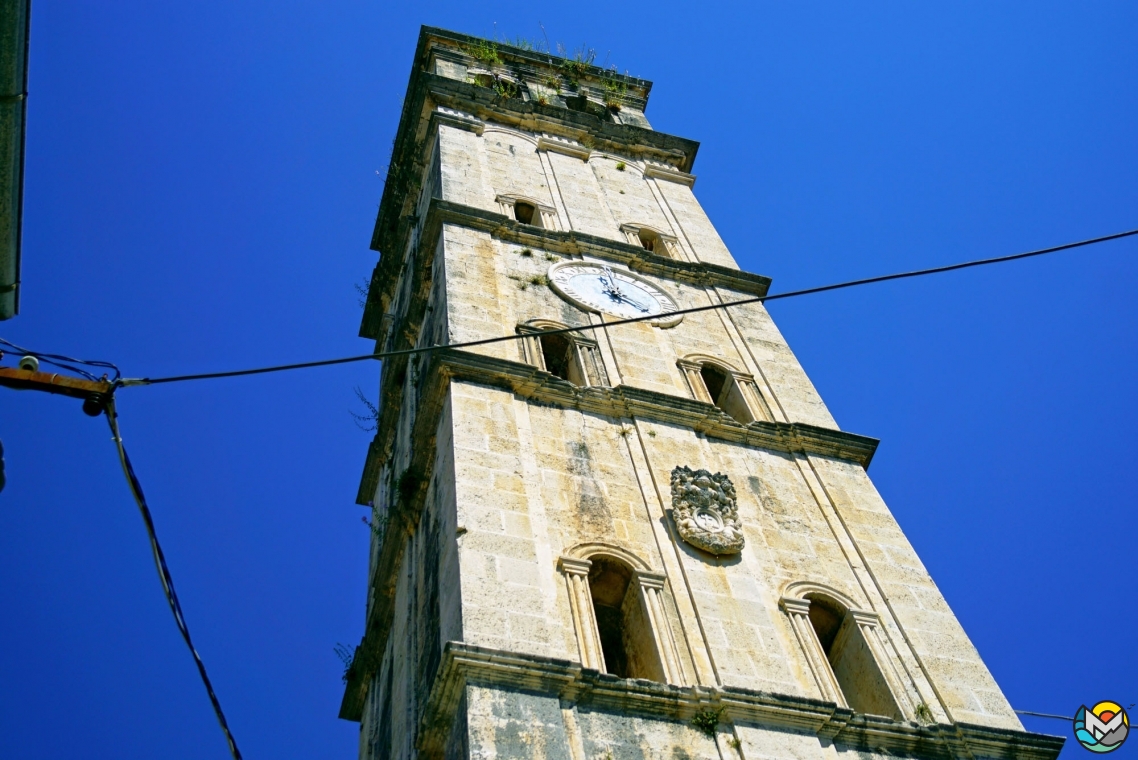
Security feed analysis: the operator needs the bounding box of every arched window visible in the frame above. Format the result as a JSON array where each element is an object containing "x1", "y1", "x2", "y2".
[
  {"x1": 620, "y1": 223, "x2": 677, "y2": 258},
  {"x1": 496, "y1": 194, "x2": 556, "y2": 229},
  {"x1": 538, "y1": 331, "x2": 575, "y2": 383},
  {"x1": 637, "y1": 227, "x2": 660, "y2": 253},
  {"x1": 513, "y1": 200, "x2": 537, "y2": 225},
  {"x1": 678, "y1": 356, "x2": 771, "y2": 424},
  {"x1": 587, "y1": 557, "x2": 663, "y2": 681},
  {"x1": 517, "y1": 320, "x2": 609, "y2": 387},
  {"x1": 781, "y1": 589, "x2": 910, "y2": 720},
  {"x1": 558, "y1": 546, "x2": 685, "y2": 685}
]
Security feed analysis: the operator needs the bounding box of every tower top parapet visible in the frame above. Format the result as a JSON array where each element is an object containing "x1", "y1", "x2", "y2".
[{"x1": 417, "y1": 26, "x2": 655, "y2": 124}]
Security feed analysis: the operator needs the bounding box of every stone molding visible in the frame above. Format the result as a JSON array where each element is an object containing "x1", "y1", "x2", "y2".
[
  {"x1": 536, "y1": 134, "x2": 592, "y2": 161},
  {"x1": 415, "y1": 642, "x2": 1064, "y2": 760},
  {"x1": 434, "y1": 106, "x2": 484, "y2": 135},
  {"x1": 427, "y1": 349, "x2": 880, "y2": 466},
  {"x1": 365, "y1": 57, "x2": 701, "y2": 323},
  {"x1": 557, "y1": 556, "x2": 606, "y2": 672},
  {"x1": 644, "y1": 162, "x2": 697, "y2": 187},
  {"x1": 360, "y1": 195, "x2": 772, "y2": 340},
  {"x1": 516, "y1": 319, "x2": 608, "y2": 388},
  {"x1": 677, "y1": 356, "x2": 774, "y2": 423},
  {"x1": 618, "y1": 222, "x2": 680, "y2": 258},
  {"x1": 356, "y1": 343, "x2": 880, "y2": 504}
]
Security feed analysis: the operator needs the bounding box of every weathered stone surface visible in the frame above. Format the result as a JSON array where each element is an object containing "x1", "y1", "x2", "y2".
[{"x1": 344, "y1": 25, "x2": 1061, "y2": 760}]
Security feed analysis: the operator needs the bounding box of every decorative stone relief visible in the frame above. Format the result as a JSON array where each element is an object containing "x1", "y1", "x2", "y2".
[{"x1": 669, "y1": 466, "x2": 744, "y2": 555}]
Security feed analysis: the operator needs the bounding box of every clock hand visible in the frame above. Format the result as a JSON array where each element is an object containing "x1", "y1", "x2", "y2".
[
  {"x1": 601, "y1": 266, "x2": 624, "y2": 296},
  {"x1": 610, "y1": 290, "x2": 650, "y2": 312},
  {"x1": 597, "y1": 269, "x2": 652, "y2": 312}
]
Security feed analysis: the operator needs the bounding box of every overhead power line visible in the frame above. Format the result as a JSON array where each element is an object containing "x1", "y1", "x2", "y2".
[
  {"x1": 105, "y1": 398, "x2": 243, "y2": 760},
  {"x1": 117, "y1": 226, "x2": 1138, "y2": 389},
  {"x1": 0, "y1": 336, "x2": 121, "y2": 381},
  {"x1": 1014, "y1": 710, "x2": 1073, "y2": 721}
]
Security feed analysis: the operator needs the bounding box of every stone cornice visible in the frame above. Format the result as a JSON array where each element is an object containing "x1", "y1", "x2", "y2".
[
  {"x1": 430, "y1": 349, "x2": 880, "y2": 467},
  {"x1": 643, "y1": 162, "x2": 697, "y2": 187},
  {"x1": 415, "y1": 643, "x2": 1063, "y2": 760},
  {"x1": 419, "y1": 26, "x2": 653, "y2": 101},
  {"x1": 360, "y1": 196, "x2": 772, "y2": 340},
  {"x1": 421, "y1": 78, "x2": 698, "y2": 170}
]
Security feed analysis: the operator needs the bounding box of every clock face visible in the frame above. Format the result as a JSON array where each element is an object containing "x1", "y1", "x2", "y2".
[{"x1": 547, "y1": 262, "x2": 682, "y2": 326}]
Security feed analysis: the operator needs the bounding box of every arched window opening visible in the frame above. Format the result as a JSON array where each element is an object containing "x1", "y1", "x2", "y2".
[
  {"x1": 697, "y1": 362, "x2": 757, "y2": 424},
  {"x1": 803, "y1": 594, "x2": 902, "y2": 720},
  {"x1": 519, "y1": 321, "x2": 608, "y2": 387},
  {"x1": 497, "y1": 195, "x2": 554, "y2": 230},
  {"x1": 587, "y1": 557, "x2": 665, "y2": 681},
  {"x1": 621, "y1": 224, "x2": 674, "y2": 258},
  {"x1": 638, "y1": 228, "x2": 659, "y2": 253},
  {"x1": 513, "y1": 200, "x2": 538, "y2": 225},
  {"x1": 539, "y1": 332, "x2": 581, "y2": 384},
  {"x1": 699, "y1": 364, "x2": 728, "y2": 406}
]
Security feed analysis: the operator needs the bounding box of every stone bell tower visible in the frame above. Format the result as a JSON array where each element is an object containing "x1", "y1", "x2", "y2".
[{"x1": 342, "y1": 27, "x2": 1062, "y2": 760}]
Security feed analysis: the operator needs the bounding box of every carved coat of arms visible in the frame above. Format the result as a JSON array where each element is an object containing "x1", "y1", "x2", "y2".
[{"x1": 670, "y1": 466, "x2": 744, "y2": 555}]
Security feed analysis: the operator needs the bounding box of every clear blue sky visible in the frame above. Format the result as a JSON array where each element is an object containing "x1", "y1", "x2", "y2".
[{"x1": 1, "y1": 2, "x2": 1135, "y2": 757}]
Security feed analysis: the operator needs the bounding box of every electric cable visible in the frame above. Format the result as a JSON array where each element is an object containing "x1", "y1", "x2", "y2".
[
  {"x1": 1014, "y1": 710, "x2": 1073, "y2": 721},
  {"x1": 0, "y1": 337, "x2": 121, "y2": 381},
  {"x1": 118, "y1": 226, "x2": 1138, "y2": 388},
  {"x1": 104, "y1": 395, "x2": 242, "y2": 760}
]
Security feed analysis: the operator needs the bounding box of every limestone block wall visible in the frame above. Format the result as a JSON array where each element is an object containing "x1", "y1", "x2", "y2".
[
  {"x1": 437, "y1": 221, "x2": 837, "y2": 428},
  {"x1": 442, "y1": 379, "x2": 1022, "y2": 731},
  {"x1": 361, "y1": 398, "x2": 463, "y2": 759},
  {"x1": 435, "y1": 120, "x2": 740, "y2": 269}
]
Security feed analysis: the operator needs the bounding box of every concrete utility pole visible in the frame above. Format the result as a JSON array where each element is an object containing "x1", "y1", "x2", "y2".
[{"x1": 0, "y1": 0, "x2": 31, "y2": 320}]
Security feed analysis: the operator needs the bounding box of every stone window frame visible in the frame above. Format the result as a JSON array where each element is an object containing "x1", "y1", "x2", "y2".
[
  {"x1": 677, "y1": 354, "x2": 773, "y2": 423},
  {"x1": 557, "y1": 542, "x2": 685, "y2": 685},
  {"x1": 619, "y1": 222, "x2": 678, "y2": 258},
  {"x1": 496, "y1": 193, "x2": 559, "y2": 229},
  {"x1": 517, "y1": 319, "x2": 608, "y2": 387},
  {"x1": 779, "y1": 582, "x2": 914, "y2": 720}
]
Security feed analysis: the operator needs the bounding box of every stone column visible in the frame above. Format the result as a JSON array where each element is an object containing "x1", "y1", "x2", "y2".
[
  {"x1": 780, "y1": 597, "x2": 846, "y2": 706},
  {"x1": 517, "y1": 328, "x2": 546, "y2": 370},
  {"x1": 634, "y1": 570, "x2": 685, "y2": 686},
  {"x1": 733, "y1": 372, "x2": 773, "y2": 423},
  {"x1": 848, "y1": 609, "x2": 914, "y2": 719},
  {"x1": 537, "y1": 205, "x2": 560, "y2": 230},
  {"x1": 677, "y1": 359, "x2": 712, "y2": 403},
  {"x1": 558, "y1": 557, "x2": 605, "y2": 671}
]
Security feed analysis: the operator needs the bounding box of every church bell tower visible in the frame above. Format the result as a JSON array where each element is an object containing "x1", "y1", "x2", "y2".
[{"x1": 342, "y1": 27, "x2": 1063, "y2": 760}]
